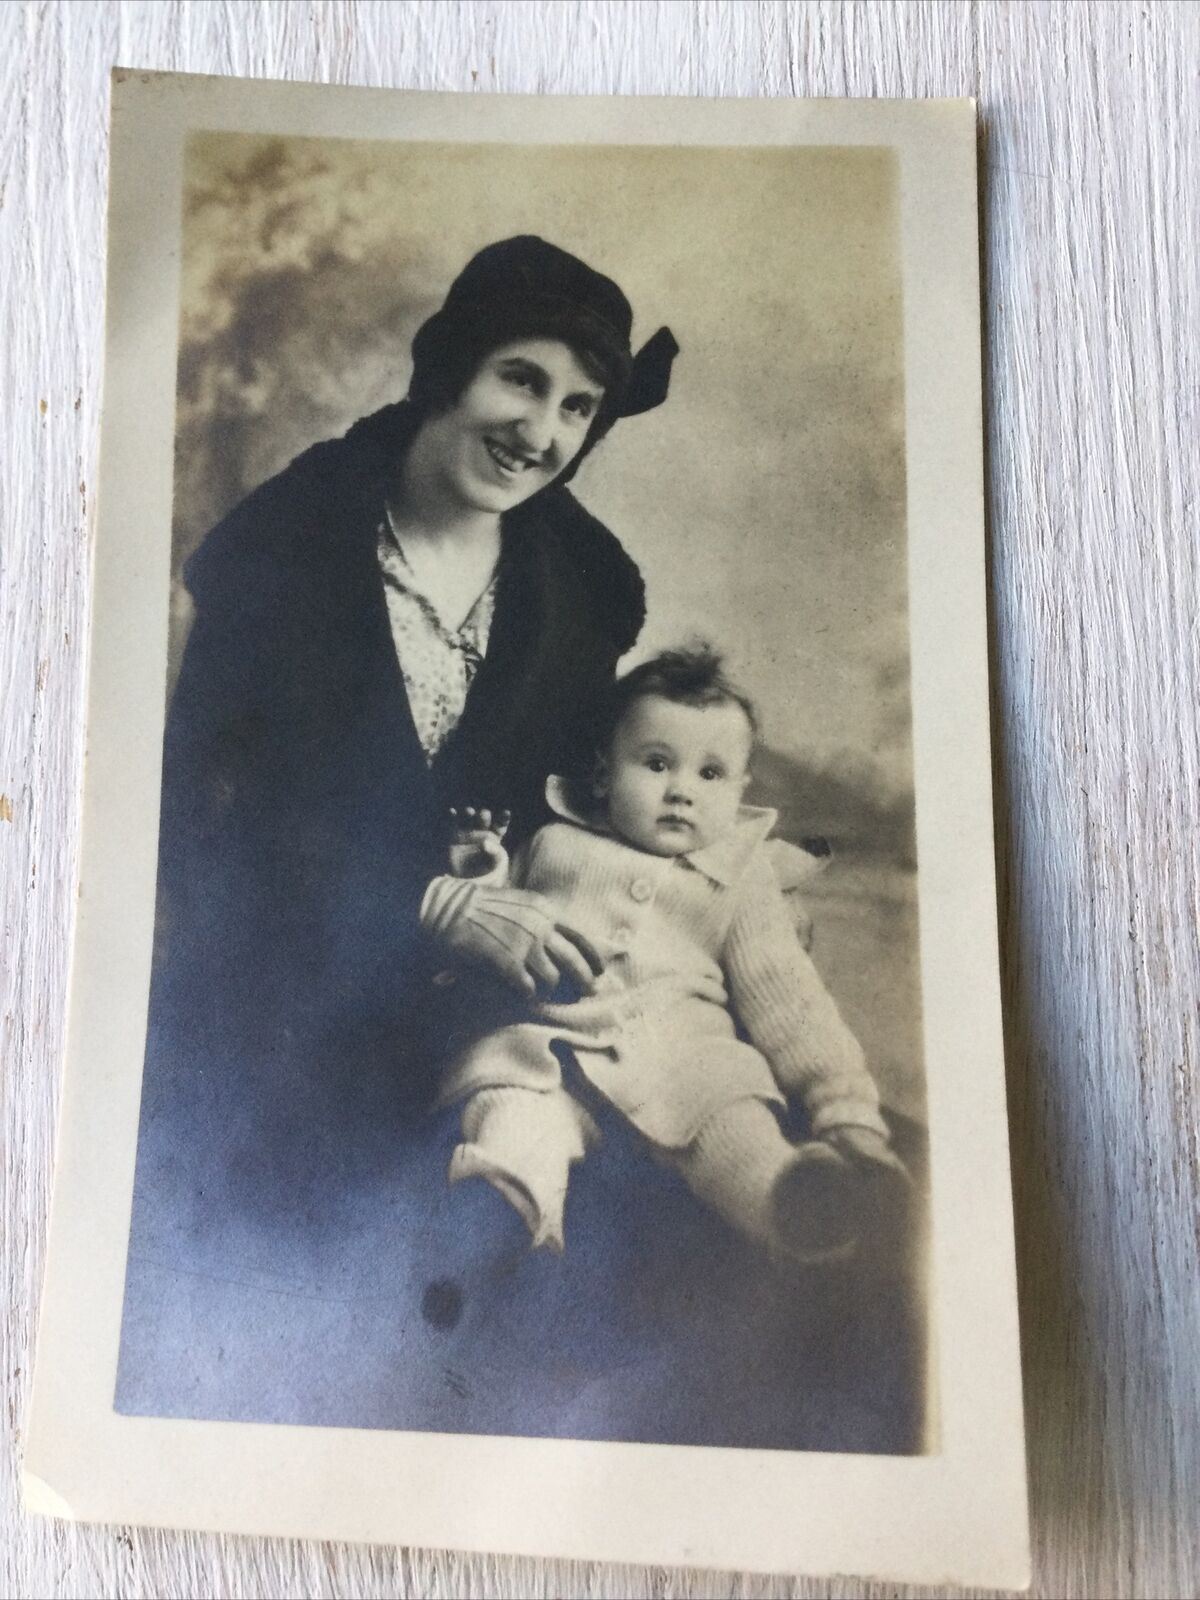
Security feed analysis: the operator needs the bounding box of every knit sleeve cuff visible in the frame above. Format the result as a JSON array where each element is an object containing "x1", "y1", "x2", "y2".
[{"x1": 419, "y1": 874, "x2": 474, "y2": 934}]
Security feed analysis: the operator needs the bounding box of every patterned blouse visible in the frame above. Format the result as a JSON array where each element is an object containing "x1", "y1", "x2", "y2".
[{"x1": 376, "y1": 511, "x2": 498, "y2": 764}]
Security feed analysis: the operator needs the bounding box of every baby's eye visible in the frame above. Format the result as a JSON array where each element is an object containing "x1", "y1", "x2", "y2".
[
  {"x1": 645, "y1": 756, "x2": 668, "y2": 773},
  {"x1": 700, "y1": 766, "x2": 725, "y2": 781}
]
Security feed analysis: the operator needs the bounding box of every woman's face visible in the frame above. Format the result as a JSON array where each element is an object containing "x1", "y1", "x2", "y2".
[{"x1": 417, "y1": 338, "x2": 605, "y2": 515}]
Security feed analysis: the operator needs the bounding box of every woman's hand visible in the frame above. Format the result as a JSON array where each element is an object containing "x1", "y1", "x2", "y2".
[{"x1": 420, "y1": 875, "x2": 605, "y2": 997}]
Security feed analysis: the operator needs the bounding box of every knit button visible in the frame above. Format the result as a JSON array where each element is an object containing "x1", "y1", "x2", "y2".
[
  {"x1": 613, "y1": 923, "x2": 633, "y2": 943},
  {"x1": 629, "y1": 878, "x2": 654, "y2": 902},
  {"x1": 432, "y1": 969, "x2": 457, "y2": 988}
]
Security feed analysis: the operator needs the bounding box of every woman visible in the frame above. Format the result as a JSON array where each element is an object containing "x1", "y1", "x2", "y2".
[
  {"x1": 155, "y1": 236, "x2": 676, "y2": 1065},
  {"x1": 119, "y1": 238, "x2": 680, "y2": 1421}
]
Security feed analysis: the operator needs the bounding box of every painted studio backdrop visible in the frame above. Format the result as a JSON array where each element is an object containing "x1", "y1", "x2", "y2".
[{"x1": 119, "y1": 131, "x2": 927, "y2": 1454}]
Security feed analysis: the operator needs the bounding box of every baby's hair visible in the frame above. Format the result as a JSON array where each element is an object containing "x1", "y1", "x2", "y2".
[{"x1": 604, "y1": 645, "x2": 759, "y2": 744}]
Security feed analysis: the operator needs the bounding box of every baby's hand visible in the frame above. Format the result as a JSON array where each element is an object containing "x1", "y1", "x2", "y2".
[
  {"x1": 448, "y1": 806, "x2": 511, "y2": 879},
  {"x1": 823, "y1": 1125, "x2": 911, "y2": 1183}
]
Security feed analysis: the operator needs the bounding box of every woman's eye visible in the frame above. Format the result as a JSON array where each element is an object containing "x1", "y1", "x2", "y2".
[{"x1": 565, "y1": 397, "x2": 596, "y2": 420}]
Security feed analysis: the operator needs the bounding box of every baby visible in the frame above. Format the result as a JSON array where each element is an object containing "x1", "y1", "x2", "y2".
[{"x1": 425, "y1": 647, "x2": 908, "y2": 1261}]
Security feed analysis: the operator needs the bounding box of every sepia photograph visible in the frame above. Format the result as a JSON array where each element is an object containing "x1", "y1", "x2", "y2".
[
  {"x1": 25, "y1": 76, "x2": 1026, "y2": 1585},
  {"x1": 116, "y1": 129, "x2": 927, "y2": 1453}
]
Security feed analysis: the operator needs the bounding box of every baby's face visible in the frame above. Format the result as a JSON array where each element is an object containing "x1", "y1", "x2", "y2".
[{"x1": 599, "y1": 695, "x2": 753, "y2": 857}]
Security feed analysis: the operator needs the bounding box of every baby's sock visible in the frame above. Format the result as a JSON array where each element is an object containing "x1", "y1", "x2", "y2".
[
  {"x1": 683, "y1": 1100, "x2": 858, "y2": 1261},
  {"x1": 683, "y1": 1099, "x2": 805, "y2": 1245}
]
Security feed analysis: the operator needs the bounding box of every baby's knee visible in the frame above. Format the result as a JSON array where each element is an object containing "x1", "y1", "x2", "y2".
[
  {"x1": 452, "y1": 1087, "x2": 598, "y2": 1251},
  {"x1": 461, "y1": 1085, "x2": 595, "y2": 1156}
]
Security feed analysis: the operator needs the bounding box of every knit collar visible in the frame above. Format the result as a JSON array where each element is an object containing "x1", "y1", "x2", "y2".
[{"x1": 544, "y1": 775, "x2": 777, "y2": 887}]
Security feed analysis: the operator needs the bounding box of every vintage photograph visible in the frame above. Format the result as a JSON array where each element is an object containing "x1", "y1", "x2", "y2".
[
  {"x1": 114, "y1": 129, "x2": 928, "y2": 1453},
  {"x1": 25, "y1": 80, "x2": 1027, "y2": 1582}
]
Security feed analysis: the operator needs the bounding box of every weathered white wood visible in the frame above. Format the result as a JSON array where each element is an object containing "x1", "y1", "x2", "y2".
[{"x1": 2, "y1": 2, "x2": 1197, "y2": 1595}]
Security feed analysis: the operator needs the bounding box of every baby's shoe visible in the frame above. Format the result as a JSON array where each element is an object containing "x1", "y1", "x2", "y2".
[{"x1": 770, "y1": 1141, "x2": 860, "y2": 1263}]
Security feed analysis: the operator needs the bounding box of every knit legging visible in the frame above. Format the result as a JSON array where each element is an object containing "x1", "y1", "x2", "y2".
[{"x1": 449, "y1": 1085, "x2": 799, "y2": 1253}]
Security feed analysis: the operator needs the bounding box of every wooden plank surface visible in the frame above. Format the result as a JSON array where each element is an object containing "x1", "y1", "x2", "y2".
[{"x1": 2, "y1": 3, "x2": 1197, "y2": 1595}]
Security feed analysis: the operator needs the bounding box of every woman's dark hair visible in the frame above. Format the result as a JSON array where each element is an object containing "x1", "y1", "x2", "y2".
[{"x1": 565, "y1": 645, "x2": 757, "y2": 814}]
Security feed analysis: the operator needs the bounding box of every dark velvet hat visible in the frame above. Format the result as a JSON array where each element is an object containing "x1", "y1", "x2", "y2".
[{"x1": 409, "y1": 235, "x2": 679, "y2": 420}]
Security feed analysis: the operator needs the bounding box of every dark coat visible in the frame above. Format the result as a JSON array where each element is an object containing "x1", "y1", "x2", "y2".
[{"x1": 147, "y1": 401, "x2": 644, "y2": 1113}]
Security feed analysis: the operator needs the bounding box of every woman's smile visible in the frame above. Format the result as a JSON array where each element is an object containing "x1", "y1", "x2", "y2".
[{"x1": 483, "y1": 436, "x2": 542, "y2": 479}]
